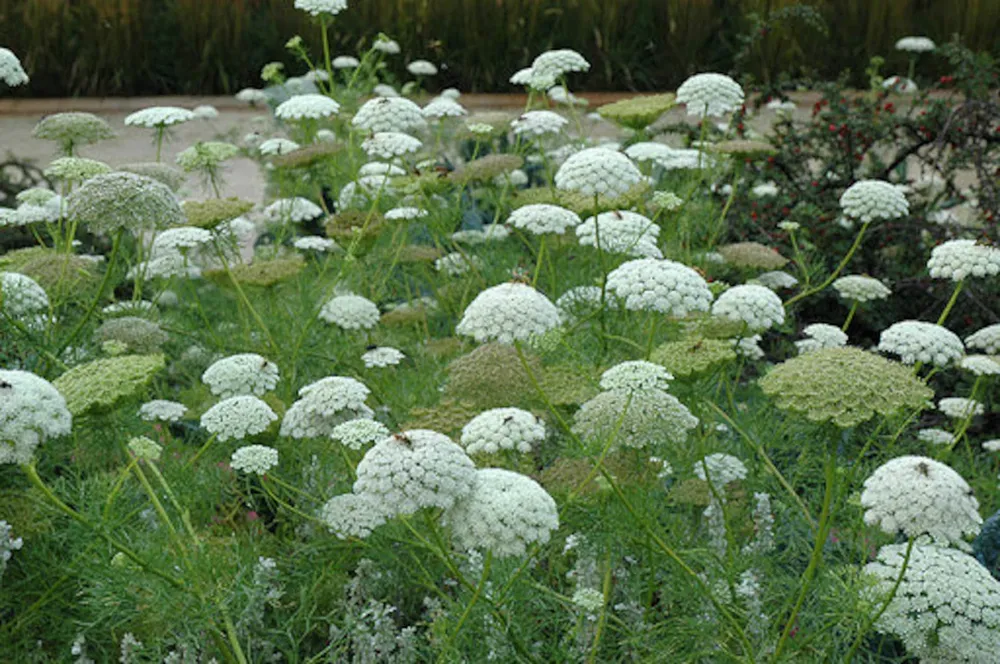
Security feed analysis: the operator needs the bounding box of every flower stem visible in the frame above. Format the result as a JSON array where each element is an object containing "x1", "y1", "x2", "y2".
[
  {"x1": 844, "y1": 537, "x2": 915, "y2": 662},
  {"x1": 935, "y1": 279, "x2": 964, "y2": 326},
  {"x1": 785, "y1": 221, "x2": 870, "y2": 309}
]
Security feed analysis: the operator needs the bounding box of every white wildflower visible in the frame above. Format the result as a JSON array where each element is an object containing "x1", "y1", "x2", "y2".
[
  {"x1": 839, "y1": 180, "x2": 909, "y2": 223},
  {"x1": 231, "y1": 445, "x2": 279, "y2": 475},
  {"x1": 878, "y1": 320, "x2": 964, "y2": 366},
  {"x1": 319, "y1": 294, "x2": 380, "y2": 331},
  {"x1": 606, "y1": 258, "x2": 713, "y2": 316},
  {"x1": 554, "y1": 148, "x2": 642, "y2": 198},
  {"x1": 200, "y1": 396, "x2": 277, "y2": 442},
  {"x1": 138, "y1": 400, "x2": 188, "y2": 422},
  {"x1": 0, "y1": 370, "x2": 72, "y2": 464},
  {"x1": 361, "y1": 347, "x2": 405, "y2": 368},
  {"x1": 331, "y1": 418, "x2": 389, "y2": 450},
  {"x1": 455, "y1": 282, "x2": 561, "y2": 344},
  {"x1": 275, "y1": 94, "x2": 340, "y2": 120},
  {"x1": 675, "y1": 73, "x2": 745, "y2": 117},
  {"x1": 927, "y1": 239, "x2": 1000, "y2": 281},
  {"x1": 460, "y1": 408, "x2": 545, "y2": 454}
]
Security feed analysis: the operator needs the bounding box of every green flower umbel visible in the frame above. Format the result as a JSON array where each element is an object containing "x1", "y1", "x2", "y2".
[{"x1": 54, "y1": 355, "x2": 166, "y2": 416}]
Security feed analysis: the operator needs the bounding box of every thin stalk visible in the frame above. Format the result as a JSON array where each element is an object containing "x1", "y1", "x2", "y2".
[
  {"x1": 785, "y1": 221, "x2": 870, "y2": 309},
  {"x1": 935, "y1": 279, "x2": 964, "y2": 326},
  {"x1": 771, "y1": 454, "x2": 837, "y2": 661},
  {"x1": 844, "y1": 537, "x2": 915, "y2": 662},
  {"x1": 438, "y1": 550, "x2": 492, "y2": 662},
  {"x1": 56, "y1": 230, "x2": 123, "y2": 355},
  {"x1": 841, "y1": 301, "x2": 859, "y2": 332}
]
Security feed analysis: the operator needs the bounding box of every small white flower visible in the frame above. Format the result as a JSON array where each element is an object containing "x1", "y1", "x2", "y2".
[
  {"x1": 605, "y1": 258, "x2": 713, "y2": 316},
  {"x1": 202, "y1": 354, "x2": 280, "y2": 398},
  {"x1": 319, "y1": 294, "x2": 380, "y2": 330},
  {"x1": 201, "y1": 396, "x2": 277, "y2": 442},
  {"x1": 294, "y1": 0, "x2": 348, "y2": 17},
  {"x1": 138, "y1": 400, "x2": 188, "y2": 423},
  {"x1": 0, "y1": 48, "x2": 29, "y2": 87},
  {"x1": 982, "y1": 439, "x2": 1000, "y2": 452},
  {"x1": 259, "y1": 138, "x2": 300, "y2": 156},
  {"x1": 236, "y1": 88, "x2": 268, "y2": 105},
  {"x1": 507, "y1": 204, "x2": 580, "y2": 236},
  {"x1": 895, "y1": 36, "x2": 936, "y2": 53},
  {"x1": 878, "y1": 320, "x2": 964, "y2": 366},
  {"x1": 407, "y1": 60, "x2": 438, "y2": 76},
  {"x1": 331, "y1": 418, "x2": 388, "y2": 450},
  {"x1": 832, "y1": 275, "x2": 891, "y2": 302},
  {"x1": 231, "y1": 445, "x2": 279, "y2": 475},
  {"x1": 882, "y1": 76, "x2": 918, "y2": 94},
  {"x1": 839, "y1": 180, "x2": 909, "y2": 223},
  {"x1": 960, "y1": 355, "x2": 1000, "y2": 376},
  {"x1": 373, "y1": 36, "x2": 401, "y2": 55},
  {"x1": 332, "y1": 55, "x2": 360, "y2": 69},
  {"x1": 711, "y1": 284, "x2": 784, "y2": 332},
  {"x1": 927, "y1": 239, "x2": 1000, "y2": 281},
  {"x1": 0, "y1": 370, "x2": 72, "y2": 464},
  {"x1": 362, "y1": 132, "x2": 422, "y2": 159},
  {"x1": 576, "y1": 211, "x2": 662, "y2": 258},
  {"x1": 352, "y1": 97, "x2": 425, "y2": 133},
  {"x1": 599, "y1": 360, "x2": 673, "y2": 393},
  {"x1": 554, "y1": 148, "x2": 642, "y2": 198},
  {"x1": 0, "y1": 272, "x2": 49, "y2": 318},
  {"x1": 938, "y1": 397, "x2": 984, "y2": 419},
  {"x1": 320, "y1": 492, "x2": 388, "y2": 538},
  {"x1": 755, "y1": 270, "x2": 798, "y2": 290},
  {"x1": 281, "y1": 377, "x2": 373, "y2": 439},
  {"x1": 294, "y1": 235, "x2": 340, "y2": 252},
  {"x1": 460, "y1": 408, "x2": 545, "y2": 454},
  {"x1": 966, "y1": 324, "x2": 1000, "y2": 354},
  {"x1": 385, "y1": 207, "x2": 428, "y2": 221},
  {"x1": 435, "y1": 252, "x2": 478, "y2": 276},
  {"x1": 361, "y1": 346, "x2": 405, "y2": 368},
  {"x1": 676, "y1": 73, "x2": 744, "y2": 117},
  {"x1": 265, "y1": 197, "x2": 323, "y2": 223},
  {"x1": 917, "y1": 428, "x2": 955, "y2": 446},
  {"x1": 422, "y1": 97, "x2": 466, "y2": 119},
  {"x1": 511, "y1": 111, "x2": 568, "y2": 137},
  {"x1": 275, "y1": 94, "x2": 340, "y2": 120},
  {"x1": 124, "y1": 106, "x2": 195, "y2": 128},
  {"x1": 795, "y1": 323, "x2": 848, "y2": 354},
  {"x1": 531, "y1": 49, "x2": 590, "y2": 80},
  {"x1": 694, "y1": 453, "x2": 747, "y2": 487},
  {"x1": 456, "y1": 282, "x2": 561, "y2": 344}
]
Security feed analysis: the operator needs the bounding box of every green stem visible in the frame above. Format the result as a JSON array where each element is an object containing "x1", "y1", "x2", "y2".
[
  {"x1": 844, "y1": 537, "x2": 915, "y2": 662},
  {"x1": 935, "y1": 279, "x2": 964, "y2": 326},
  {"x1": 785, "y1": 221, "x2": 870, "y2": 309},
  {"x1": 22, "y1": 463, "x2": 184, "y2": 589},
  {"x1": 438, "y1": 550, "x2": 492, "y2": 662},
  {"x1": 56, "y1": 230, "x2": 123, "y2": 355},
  {"x1": 841, "y1": 301, "x2": 859, "y2": 332},
  {"x1": 771, "y1": 453, "x2": 837, "y2": 661},
  {"x1": 222, "y1": 609, "x2": 249, "y2": 664}
]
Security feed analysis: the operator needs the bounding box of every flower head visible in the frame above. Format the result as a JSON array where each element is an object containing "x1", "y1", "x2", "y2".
[
  {"x1": 599, "y1": 360, "x2": 673, "y2": 393},
  {"x1": 759, "y1": 347, "x2": 932, "y2": 428},
  {"x1": 573, "y1": 387, "x2": 698, "y2": 450},
  {"x1": 511, "y1": 111, "x2": 568, "y2": 137},
  {"x1": 281, "y1": 376, "x2": 373, "y2": 439},
  {"x1": 555, "y1": 148, "x2": 642, "y2": 198},
  {"x1": 54, "y1": 355, "x2": 165, "y2": 416},
  {"x1": 201, "y1": 396, "x2": 277, "y2": 442},
  {"x1": 175, "y1": 141, "x2": 239, "y2": 172},
  {"x1": 895, "y1": 36, "x2": 936, "y2": 52},
  {"x1": 264, "y1": 197, "x2": 323, "y2": 223},
  {"x1": 927, "y1": 239, "x2": 1000, "y2": 281},
  {"x1": 960, "y1": 355, "x2": 1000, "y2": 376},
  {"x1": 456, "y1": 282, "x2": 561, "y2": 344},
  {"x1": 361, "y1": 132, "x2": 422, "y2": 159},
  {"x1": 138, "y1": 399, "x2": 188, "y2": 423},
  {"x1": 1, "y1": 272, "x2": 49, "y2": 318},
  {"x1": 0, "y1": 48, "x2": 29, "y2": 86},
  {"x1": 67, "y1": 172, "x2": 184, "y2": 235},
  {"x1": 606, "y1": 258, "x2": 713, "y2": 316},
  {"x1": 878, "y1": 320, "x2": 964, "y2": 366},
  {"x1": 33, "y1": 113, "x2": 115, "y2": 153},
  {"x1": 353, "y1": 429, "x2": 476, "y2": 515},
  {"x1": 445, "y1": 468, "x2": 559, "y2": 558},
  {"x1": 361, "y1": 346, "x2": 405, "y2": 368},
  {"x1": 407, "y1": 60, "x2": 438, "y2": 76},
  {"x1": 422, "y1": 97, "x2": 466, "y2": 119},
  {"x1": 460, "y1": 408, "x2": 545, "y2": 454},
  {"x1": 576, "y1": 211, "x2": 662, "y2": 258},
  {"x1": 864, "y1": 543, "x2": 1000, "y2": 663},
  {"x1": 294, "y1": 0, "x2": 348, "y2": 16},
  {"x1": 352, "y1": 97, "x2": 426, "y2": 133},
  {"x1": 839, "y1": 180, "x2": 909, "y2": 223},
  {"x1": 694, "y1": 453, "x2": 748, "y2": 487},
  {"x1": 202, "y1": 354, "x2": 279, "y2": 398},
  {"x1": 128, "y1": 436, "x2": 162, "y2": 462},
  {"x1": 319, "y1": 294, "x2": 380, "y2": 331},
  {"x1": 230, "y1": 445, "x2": 279, "y2": 475},
  {"x1": 124, "y1": 106, "x2": 194, "y2": 128},
  {"x1": 938, "y1": 397, "x2": 984, "y2": 419},
  {"x1": 0, "y1": 370, "x2": 72, "y2": 465},
  {"x1": 832, "y1": 275, "x2": 891, "y2": 302},
  {"x1": 259, "y1": 138, "x2": 300, "y2": 156},
  {"x1": 331, "y1": 418, "x2": 388, "y2": 450},
  {"x1": 711, "y1": 284, "x2": 784, "y2": 332},
  {"x1": 966, "y1": 324, "x2": 1000, "y2": 354},
  {"x1": 795, "y1": 323, "x2": 848, "y2": 354},
  {"x1": 275, "y1": 94, "x2": 340, "y2": 120},
  {"x1": 676, "y1": 73, "x2": 744, "y2": 117},
  {"x1": 44, "y1": 157, "x2": 112, "y2": 183},
  {"x1": 320, "y1": 493, "x2": 388, "y2": 539},
  {"x1": 531, "y1": 49, "x2": 590, "y2": 79}
]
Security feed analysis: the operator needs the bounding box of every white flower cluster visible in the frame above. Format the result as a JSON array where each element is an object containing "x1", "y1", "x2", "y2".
[
  {"x1": 839, "y1": 180, "x2": 909, "y2": 223},
  {"x1": 259, "y1": 138, "x2": 300, "y2": 156},
  {"x1": 275, "y1": 94, "x2": 340, "y2": 120},
  {"x1": 0, "y1": 520, "x2": 23, "y2": 580},
  {"x1": 961, "y1": 355, "x2": 1000, "y2": 376},
  {"x1": 599, "y1": 360, "x2": 673, "y2": 393},
  {"x1": 361, "y1": 346, "x2": 405, "y2": 368},
  {"x1": 576, "y1": 211, "x2": 662, "y2": 258},
  {"x1": 362, "y1": 132, "x2": 422, "y2": 159},
  {"x1": 895, "y1": 36, "x2": 936, "y2": 52},
  {"x1": 1, "y1": 272, "x2": 49, "y2": 318},
  {"x1": 353, "y1": 429, "x2": 476, "y2": 514},
  {"x1": 572, "y1": 387, "x2": 698, "y2": 450},
  {"x1": 938, "y1": 397, "x2": 984, "y2": 419},
  {"x1": 202, "y1": 354, "x2": 280, "y2": 398},
  {"x1": 236, "y1": 88, "x2": 268, "y2": 105},
  {"x1": 407, "y1": 60, "x2": 438, "y2": 76},
  {"x1": 606, "y1": 258, "x2": 713, "y2": 316},
  {"x1": 878, "y1": 320, "x2": 964, "y2": 366},
  {"x1": 0, "y1": 370, "x2": 73, "y2": 465},
  {"x1": 507, "y1": 204, "x2": 581, "y2": 235},
  {"x1": 864, "y1": 543, "x2": 1000, "y2": 662},
  {"x1": 319, "y1": 294, "x2": 380, "y2": 331},
  {"x1": 694, "y1": 453, "x2": 748, "y2": 486},
  {"x1": 422, "y1": 97, "x2": 465, "y2": 119},
  {"x1": 445, "y1": 468, "x2": 559, "y2": 558},
  {"x1": 0, "y1": 48, "x2": 29, "y2": 86},
  {"x1": 294, "y1": 235, "x2": 339, "y2": 252},
  {"x1": 294, "y1": 0, "x2": 348, "y2": 16},
  {"x1": 917, "y1": 428, "x2": 955, "y2": 446},
  {"x1": 384, "y1": 206, "x2": 427, "y2": 221},
  {"x1": 927, "y1": 239, "x2": 1000, "y2": 281},
  {"x1": 320, "y1": 492, "x2": 388, "y2": 539},
  {"x1": 795, "y1": 323, "x2": 848, "y2": 354},
  {"x1": 435, "y1": 252, "x2": 478, "y2": 276},
  {"x1": 966, "y1": 324, "x2": 1000, "y2": 354},
  {"x1": 124, "y1": 106, "x2": 195, "y2": 128},
  {"x1": 755, "y1": 270, "x2": 798, "y2": 290},
  {"x1": 861, "y1": 455, "x2": 981, "y2": 547},
  {"x1": 265, "y1": 197, "x2": 324, "y2": 223},
  {"x1": 230, "y1": 445, "x2": 279, "y2": 475},
  {"x1": 331, "y1": 418, "x2": 389, "y2": 450},
  {"x1": 456, "y1": 282, "x2": 561, "y2": 344},
  {"x1": 675, "y1": 73, "x2": 745, "y2": 117},
  {"x1": 352, "y1": 97, "x2": 426, "y2": 133},
  {"x1": 556, "y1": 286, "x2": 603, "y2": 322},
  {"x1": 554, "y1": 148, "x2": 642, "y2": 198},
  {"x1": 832, "y1": 275, "x2": 891, "y2": 302},
  {"x1": 68, "y1": 172, "x2": 184, "y2": 235},
  {"x1": 138, "y1": 399, "x2": 188, "y2": 422},
  {"x1": 511, "y1": 111, "x2": 568, "y2": 137},
  {"x1": 151, "y1": 227, "x2": 212, "y2": 255},
  {"x1": 332, "y1": 55, "x2": 359, "y2": 69},
  {"x1": 460, "y1": 408, "x2": 545, "y2": 454},
  {"x1": 281, "y1": 376, "x2": 372, "y2": 439},
  {"x1": 711, "y1": 284, "x2": 784, "y2": 332},
  {"x1": 531, "y1": 49, "x2": 590, "y2": 80},
  {"x1": 200, "y1": 396, "x2": 277, "y2": 442}
]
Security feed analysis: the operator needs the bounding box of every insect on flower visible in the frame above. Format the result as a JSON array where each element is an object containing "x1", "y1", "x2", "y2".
[{"x1": 392, "y1": 432, "x2": 412, "y2": 446}]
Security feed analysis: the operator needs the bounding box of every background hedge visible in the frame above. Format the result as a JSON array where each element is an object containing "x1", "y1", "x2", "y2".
[{"x1": 1, "y1": 0, "x2": 998, "y2": 97}]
